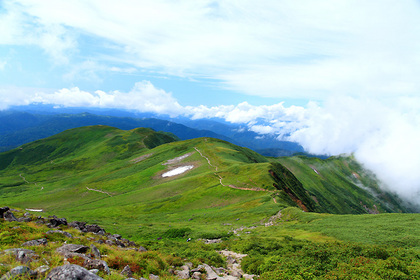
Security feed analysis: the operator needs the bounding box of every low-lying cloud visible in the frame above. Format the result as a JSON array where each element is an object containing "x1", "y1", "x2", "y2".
[{"x1": 1, "y1": 82, "x2": 419, "y2": 205}]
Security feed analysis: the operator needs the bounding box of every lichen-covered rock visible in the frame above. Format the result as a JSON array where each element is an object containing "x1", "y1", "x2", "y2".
[{"x1": 46, "y1": 264, "x2": 104, "y2": 280}]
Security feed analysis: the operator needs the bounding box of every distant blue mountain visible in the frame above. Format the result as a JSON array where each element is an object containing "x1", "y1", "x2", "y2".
[{"x1": 1, "y1": 106, "x2": 306, "y2": 157}]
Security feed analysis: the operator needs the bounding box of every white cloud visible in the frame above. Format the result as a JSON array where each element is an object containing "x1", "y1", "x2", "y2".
[
  {"x1": 287, "y1": 95, "x2": 420, "y2": 204},
  {"x1": 1, "y1": 81, "x2": 183, "y2": 116},
  {"x1": 3, "y1": 0, "x2": 420, "y2": 99}
]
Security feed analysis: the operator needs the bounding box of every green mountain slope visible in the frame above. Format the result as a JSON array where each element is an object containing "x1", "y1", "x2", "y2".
[{"x1": 0, "y1": 126, "x2": 413, "y2": 240}]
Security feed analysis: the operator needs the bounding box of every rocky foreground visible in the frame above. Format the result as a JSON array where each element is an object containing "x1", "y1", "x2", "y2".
[{"x1": 0, "y1": 207, "x2": 255, "y2": 280}]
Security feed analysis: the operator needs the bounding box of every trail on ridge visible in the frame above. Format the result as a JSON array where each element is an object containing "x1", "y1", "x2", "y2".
[{"x1": 194, "y1": 147, "x2": 272, "y2": 193}]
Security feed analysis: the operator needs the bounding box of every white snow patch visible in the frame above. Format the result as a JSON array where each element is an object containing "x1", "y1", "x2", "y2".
[
  {"x1": 26, "y1": 208, "x2": 43, "y2": 212},
  {"x1": 162, "y1": 165, "x2": 194, "y2": 177}
]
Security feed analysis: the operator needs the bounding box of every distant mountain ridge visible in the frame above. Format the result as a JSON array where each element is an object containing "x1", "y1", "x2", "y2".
[{"x1": 0, "y1": 108, "x2": 304, "y2": 156}]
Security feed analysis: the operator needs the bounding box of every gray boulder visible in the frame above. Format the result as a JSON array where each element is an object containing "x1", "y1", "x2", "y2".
[
  {"x1": 121, "y1": 265, "x2": 133, "y2": 277},
  {"x1": 22, "y1": 238, "x2": 48, "y2": 247},
  {"x1": 0, "y1": 265, "x2": 35, "y2": 280},
  {"x1": 46, "y1": 264, "x2": 104, "y2": 280},
  {"x1": 3, "y1": 248, "x2": 38, "y2": 263},
  {"x1": 83, "y1": 259, "x2": 110, "y2": 274}
]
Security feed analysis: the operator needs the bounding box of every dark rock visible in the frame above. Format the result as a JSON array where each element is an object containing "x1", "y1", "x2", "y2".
[
  {"x1": 46, "y1": 230, "x2": 73, "y2": 238},
  {"x1": 121, "y1": 265, "x2": 133, "y2": 277},
  {"x1": 83, "y1": 259, "x2": 110, "y2": 274},
  {"x1": 68, "y1": 221, "x2": 87, "y2": 232},
  {"x1": 85, "y1": 224, "x2": 104, "y2": 234},
  {"x1": 0, "y1": 265, "x2": 35, "y2": 280},
  {"x1": 0, "y1": 206, "x2": 10, "y2": 217},
  {"x1": 48, "y1": 216, "x2": 67, "y2": 227},
  {"x1": 115, "y1": 240, "x2": 126, "y2": 247},
  {"x1": 110, "y1": 234, "x2": 122, "y2": 240},
  {"x1": 90, "y1": 244, "x2": 101, "y2": 259},
  {"x1": 3, "y1": 211, "x2": 18, "y2": 222},
  {"x1": 46, "y1": 264, "x2": 104, "y2": 280},
  {"x1": 22, "y1": 238, "x2": 48, "y2": 247}
]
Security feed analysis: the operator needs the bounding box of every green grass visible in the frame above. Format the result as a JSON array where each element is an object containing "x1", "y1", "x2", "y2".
[{"x1": 0, "y1": 125, "x2": 415, "y2": 244}]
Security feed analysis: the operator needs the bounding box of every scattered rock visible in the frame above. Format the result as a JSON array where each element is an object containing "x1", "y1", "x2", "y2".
[
  {"x1": 0, "y1": 206, "x2": 10, "y2": 217},
  {"x1": 22, "y1": 238, "x2": 48, "y2": 247},
  {"x1": 83, "y1": 259, "x2": 110, "y2": 274},
  {"x1": 86, "y1": 224, "x2": 105, "y2": 235},
  {"x1": 138, "y1": 246, "x2": 147, "y2": 252},
  {"x1": 46, "y1": 230, "x2": 73, "y2": 238},
  {"x1": 69, "y1": 221, "x2": 87, "y2": 232},
  {"x1": 3, "y1": 211, "x2": 18, "y2": 222},
  {"x1": 121, "y1": 265, "x2": 133, "y2": 277},
  {"x1": 149, "y1": 274, "x2": 160, "y2": 280},
  {"x1": 56, "y1": 244, "x2": 90, "y2": 259},
  {"x1": 46, "y1": 264, "x2": 104, "y2": 280},
  {"x1": 89, "y1": 269, "x2": 99, "y2": 274},
  {"x1": 48, "y1": 216, "x2": 68, "y2": 227},
  {"x1": 90, "y1": 244, "x2": 101, "y2": 259},
  {"x1": 0, "y1": 265, "x2": 35, "y2": 280},
  {"x1": 175, "y1": 267, "x2": 189, "y2": 279},
  {"x1": 35, "y1": 265, "x2": 50, "y2": 277},
  {"x1": 3, "y1": 248, "x2": 38, "y2": 263},
  {"x1": 191, "y1": 271, "x2": 202, "y2": 279}
]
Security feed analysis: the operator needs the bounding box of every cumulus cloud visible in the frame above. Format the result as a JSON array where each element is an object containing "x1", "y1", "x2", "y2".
[{"x1": 1, "y1": 81, "x2": 183, "y2": 116}]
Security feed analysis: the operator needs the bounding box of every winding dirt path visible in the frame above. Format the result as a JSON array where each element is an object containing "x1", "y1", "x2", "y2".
[
  {"x1": 194, "y1": 147, "x2": 273, "y2": 193},
  {"x1": 20, "y1": 173, "x2": 43, "y2": 190},
  {"x1": 86, "y1": 187, "x2": 112, "y2": 197}
]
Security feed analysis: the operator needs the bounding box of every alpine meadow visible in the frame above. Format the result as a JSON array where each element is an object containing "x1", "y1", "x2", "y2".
[
  {"x1": 1, "y1": 1, "x2": 420, "y2": 279},
  {"x1": 0, "y1": 125, "x2": 419, "y2": 279}
]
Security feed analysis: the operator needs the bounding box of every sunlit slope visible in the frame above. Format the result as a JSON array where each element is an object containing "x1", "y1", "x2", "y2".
[{"x1": 0, "y1": 125, "x2": 412, "y2": 240}]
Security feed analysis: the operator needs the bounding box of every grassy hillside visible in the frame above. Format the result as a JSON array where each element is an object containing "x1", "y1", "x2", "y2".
[
  {"x1": 1, "y1": 126, "x2": 419, "y2": 279},
  {"x1": 0, "y1": 125, "x2": 413, "y2": 243}
]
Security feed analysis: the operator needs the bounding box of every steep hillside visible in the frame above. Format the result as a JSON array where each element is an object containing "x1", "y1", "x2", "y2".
[{"x1": 0, "y1": 126, "x2": 413, "y2": 242}]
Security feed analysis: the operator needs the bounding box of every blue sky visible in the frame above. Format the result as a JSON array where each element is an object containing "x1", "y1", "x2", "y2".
[{"x1": 1, "y1": 0, "x2": 420, "y2": 202}]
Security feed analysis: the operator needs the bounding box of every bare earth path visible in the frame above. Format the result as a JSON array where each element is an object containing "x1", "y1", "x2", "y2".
[
  {"x1": 194, "y1": 147, "x2": 273, "y2": 195},
  {"x1": 86, "y1": 187, "x2": 112, "y2": 197},
  {"x1": 20, "y1": 173, "x2": 44, "y2": 190}
]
